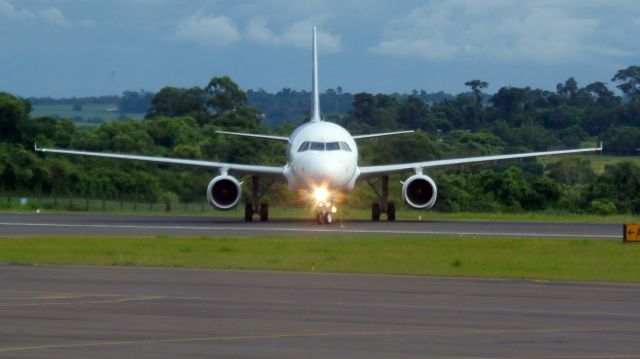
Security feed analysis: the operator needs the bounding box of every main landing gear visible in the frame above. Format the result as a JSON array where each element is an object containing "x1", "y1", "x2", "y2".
[
  {"x1": 244, "y1": 203, "x2": 269, "y2": 222},
  {"x1": 367, "y1": 175, "x2": 396, "y2": 222},
  {"x1": 244, "y1": 176, "x2": 274, "y2": 222}
]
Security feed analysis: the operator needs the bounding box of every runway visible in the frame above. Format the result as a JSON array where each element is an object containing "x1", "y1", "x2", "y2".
[
  {"x1": 0, "y1": 212, "x2": 622, "y2": 238},
  {"x1": 1, "y1": 264, "x2": 639, "y2": 358}
]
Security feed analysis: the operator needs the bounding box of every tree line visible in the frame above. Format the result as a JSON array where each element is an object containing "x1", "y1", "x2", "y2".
[{"x1": 2, "y1": 65, "x2": 640, "y2": 214}]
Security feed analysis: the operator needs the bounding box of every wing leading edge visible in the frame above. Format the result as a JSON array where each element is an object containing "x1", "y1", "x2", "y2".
[
  {"x1": 352, "y1": 130, "x2": 415, "y2": 140},
  {"x1": 215, "y1": 131, "x2": 289, "y2": 142},
  {"x1": 358, "y1": 143, "x2": 603, "y2": 179},
  {"x1": 34, "y1": 144, "x2": 284, "y2": 177}
]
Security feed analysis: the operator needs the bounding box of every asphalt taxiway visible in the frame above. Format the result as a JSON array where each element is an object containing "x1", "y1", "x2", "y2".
[
  {"x1": 1, "y1": 264, "x2": 639, "y2": 358},
  {"x1": 0, "y1": 212, "x2": 622, "y2": 238}
]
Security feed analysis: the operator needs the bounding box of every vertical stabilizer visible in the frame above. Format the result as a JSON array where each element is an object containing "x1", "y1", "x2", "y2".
[{"x1": 310, "y1": 27, "x2": 321, "y2": 122}]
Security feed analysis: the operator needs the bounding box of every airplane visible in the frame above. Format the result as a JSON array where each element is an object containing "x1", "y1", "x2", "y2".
[{"x1": 35, "y1": 27, "x2": 603, "y2": 224}]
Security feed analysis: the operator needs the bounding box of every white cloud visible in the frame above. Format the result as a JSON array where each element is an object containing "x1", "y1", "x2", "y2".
[
  {"x1": 38, "y1": 8, "x2": 71, "y2": 28},
  {"x1": 246, "y1": 16, "x2": 342, "y2": 53},
  {"x1": 371, "y1": 0, "x2": 636, "y2": 63},
  {"x1": 0, "y1": 0, "x2": 34, "y2": 20},
  {"x1": 173, "y1": 14, "x2": 240, "y2": 47},
  {"x1": 127, "y1": 0, "x2": 177, "y2": 5},
  {"x1": 0, "y1": 0, "x2": 94, "y2": 28}
]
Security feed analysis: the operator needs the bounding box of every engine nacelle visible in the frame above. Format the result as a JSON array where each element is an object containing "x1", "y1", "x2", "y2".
[
  {"x1": 402, "y1": 174, "x2": 438, "y2": 210},
  {"x1": 207, "y1": 175, "x2": 242, "y2": 210}
]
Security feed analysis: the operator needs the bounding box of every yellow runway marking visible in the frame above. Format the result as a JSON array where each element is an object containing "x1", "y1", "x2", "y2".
[
  {"x1": 0, "y1": 293, "x2": 162, "y2": 307},
  {"x1": 34, "y1": 295, "x2": 81, "y2": 299}
]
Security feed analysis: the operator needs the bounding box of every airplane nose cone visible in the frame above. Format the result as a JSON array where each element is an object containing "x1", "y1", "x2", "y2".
[{"x1": 305, "y1": 159, "x2": 352, "y2": 186}]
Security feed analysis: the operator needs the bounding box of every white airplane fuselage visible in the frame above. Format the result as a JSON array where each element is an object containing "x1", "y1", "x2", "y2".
[{"x1": 283, "y1": 121, "x2": 359, "y2": 194}]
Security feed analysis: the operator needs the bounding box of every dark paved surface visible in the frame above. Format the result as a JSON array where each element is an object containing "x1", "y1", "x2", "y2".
[
  {"x1": 1, "y1": 264, "x2": 639, "y2": 358},
  {"x1": 0, "y1": 212, "x2": 622, "y2": 238}
]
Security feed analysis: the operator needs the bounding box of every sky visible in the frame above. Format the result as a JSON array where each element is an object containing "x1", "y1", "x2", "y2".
[{"x1": 1, "y1": 0, "x2": 639, "y2": 98}]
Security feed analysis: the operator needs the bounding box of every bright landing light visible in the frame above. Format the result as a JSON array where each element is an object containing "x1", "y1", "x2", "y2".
[{"x1": 313, "y1": 187, "x2": 329, "y2": 203}]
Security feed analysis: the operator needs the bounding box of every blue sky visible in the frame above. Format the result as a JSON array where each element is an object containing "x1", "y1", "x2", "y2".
[{"x1": 1, "y1": 0, "x2": 639, "y2": 98}]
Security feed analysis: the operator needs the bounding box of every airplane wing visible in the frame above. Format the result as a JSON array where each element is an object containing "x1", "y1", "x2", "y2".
[
  {"x1": 358, "y1": 143, "x2": 603, "y2": 179},
  {"x1": 216, "y1": 131, "x2": 289, "y2": 142},
  {"x1": 34, "y1": 144, "x2": 284, "y2": 177},
  {"x1": 352, "y1": 130, "x2": 415, "y2": 140}
]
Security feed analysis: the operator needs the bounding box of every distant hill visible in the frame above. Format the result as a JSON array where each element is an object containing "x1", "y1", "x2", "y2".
[
  {"x1": 246, "y1": 88, "x2": 455, "y2": 127},
  {"x1": 28, "y1": 89, "x2": 457, "y2": 128}
]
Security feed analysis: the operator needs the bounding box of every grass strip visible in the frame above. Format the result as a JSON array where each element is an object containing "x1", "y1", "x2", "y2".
[{"x1": 0, "y1": 235, "x2": 639, "y2": 283}]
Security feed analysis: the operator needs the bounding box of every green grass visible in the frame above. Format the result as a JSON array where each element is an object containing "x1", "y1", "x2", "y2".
[{"x1": 1, "y1": 235, "x2": 639, "y2": 283}]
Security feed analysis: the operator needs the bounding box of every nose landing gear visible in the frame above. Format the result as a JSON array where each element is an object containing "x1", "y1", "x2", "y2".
[
  {"x1": 316, "y1": 209, "x2": 334, "y2": 224},
  {"x1": 315, "y1": 202, "x2": 336, "y2": 225}
]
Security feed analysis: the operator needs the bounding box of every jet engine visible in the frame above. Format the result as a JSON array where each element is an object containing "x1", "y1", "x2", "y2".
[
  {"x1": 402, "y1": 174, "x2": 437, "y2": 210},
  {"x1": 207, "y1": 175, "x2": 242, "y2": 210}
]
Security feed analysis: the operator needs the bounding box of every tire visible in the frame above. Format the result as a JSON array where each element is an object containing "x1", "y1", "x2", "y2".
[
  {"x1": 387, "y1": 202, "x2": 396, "y2": 221},
  {"x1": 323, "y1": 212, "x2": 333, "y2": 225},
  {"x1": 244, "y1": 203, "x2": 253, "y2": 222},
  {"x1": 371, "y1": 202, "x2": 381, "y2": 221},
  {"x1": 259, "y1": 203, "x2": 269, "y2": 222}
]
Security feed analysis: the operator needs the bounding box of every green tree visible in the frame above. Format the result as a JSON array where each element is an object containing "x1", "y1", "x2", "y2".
[
  {"x1": 547, "y1": 158, "x2": 596, "y2": 186},
  {"x1": 397, "y1": 96, "x2": 429, "y2": 130},
  {"x1": 0, "y1": 92, "x2": 29, "y2": 142},
  {"x1": 146, "y1": 87, "x2": 206, "y2": 122},
  {"x1": 612, "y1": 65, "x2": 640, "y2": 98},
  {"x1": 601, "y1": 126, "x2": 640, "y2": 155},
  {"x1": 556, "y1": 77, "x2": 578, "y2": 99},
  {"x1": 491, "y1": 166, "x2": 529, "y2": 208},
  {"x1": 206, "y1": 76, "x2": 247, "y2": 115},
  {"x1": 120, "y1": 90, "x2": 154, "y2": 113},
  {"x1": 350, "y1": 92, "x2": 376, "y2": 127},
  {"x1": 585, "y1": 82, "x2": 619, "y2": 108},
  {"x1": 522, "y1": 176, "x2": 561, "y2": 210},
  {"x1": 464, "y1": 79, "x2": 489, "y2": 105},
  {"x1": 585, "y1": 162, "x2": 640, "y2": 213},
  {"x1": 490, "y1": 87, "x2": 528, "y2": 125}
]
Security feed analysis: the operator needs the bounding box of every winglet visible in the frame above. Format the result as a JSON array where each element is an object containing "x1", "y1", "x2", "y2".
[
  {"x1": 310, "y1": 26, "x2": 321, "y2": 122},
  {"x1": 34, "y1": 142, "x2": 47, "y2": 152},
  {"x1": 598, "y1": 141, "x2": 603, "y2": 151}
]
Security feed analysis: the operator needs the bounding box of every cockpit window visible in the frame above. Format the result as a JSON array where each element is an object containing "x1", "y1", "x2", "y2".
[
  {"x1": 298, "y1": 141, "x2": 352, "y2": 152},
  {"x1": 326, "y1": 142, "x2": 340, "y2": 151},
  {"x1": 297, "y1": 141, "x2": 310, "y2": 152},
  {"x1": 339, "y1": 142, "x2": 352, "y2": 152}
]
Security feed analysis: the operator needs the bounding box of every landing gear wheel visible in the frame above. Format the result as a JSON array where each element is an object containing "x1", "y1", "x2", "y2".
[
  {"x1": 259, "y1": 203, "x2": 269, "y2": 222},
  {"x1": 323, "y1": 212, "x2": 333, "y2": 225},
  {"x1": 244, "y1": 203, "x2": 254, "y2": 222},
  {"x1": 316, "y1": 213, "x2": 323, "y2": 225},
  {"x1": 371, "y1": 202, "x2": 381, "y2": 221},
  {"x1": 387, "y1": 202, "x2": 396, "y2": 221}
]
